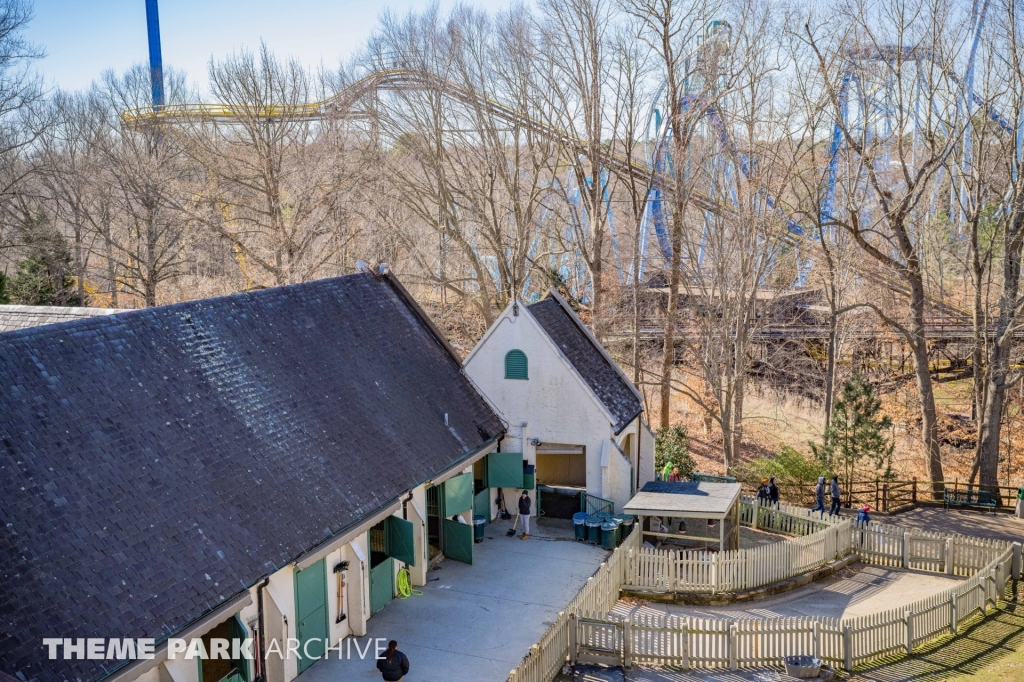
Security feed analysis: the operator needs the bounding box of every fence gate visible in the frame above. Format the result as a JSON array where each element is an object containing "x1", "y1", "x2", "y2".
[{"x1": 575, "y1": 612, "x2": 623, "y2": 666}]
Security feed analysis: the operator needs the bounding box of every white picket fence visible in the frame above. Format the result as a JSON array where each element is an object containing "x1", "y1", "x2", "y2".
[
  {"x1": 627, "y1": 518, "x2": 854, "y2": 593},
  {"x1": 577, "y1": 545, "x2": 1014, "y2": 672},
  {"x1": 506, "y1": 500, "x2": 1020, "y2": 682}
]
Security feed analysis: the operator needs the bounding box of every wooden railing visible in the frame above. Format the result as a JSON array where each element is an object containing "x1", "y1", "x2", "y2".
[{"x1": 743, "y1": 478, "x2": 1023, "y2": 510}]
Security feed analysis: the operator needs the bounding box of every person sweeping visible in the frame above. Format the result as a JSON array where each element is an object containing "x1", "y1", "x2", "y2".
[{"x1": 519, "y1": 490, "x2": 532, "y2": 540}]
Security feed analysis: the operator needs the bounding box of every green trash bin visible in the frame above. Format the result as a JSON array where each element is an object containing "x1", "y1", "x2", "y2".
[
  {"x1": 601, "y1": 522, "x2": 618, "y2": 550},
  {"x1": 473, "y1": 515, "x2": 486, "y2": 543},
  {"x1": 618, "y1": 514, "x2": 635, "y2": 541},
  {"x1": 1017, "y1": 487, "x2": 1024, "y2": 500},
  {"x1": 586, "y1": 518, "x2": 602, "y2": 544},
  {"x1": 573, "y1": 512, "x2": 590, "y2": 541}
]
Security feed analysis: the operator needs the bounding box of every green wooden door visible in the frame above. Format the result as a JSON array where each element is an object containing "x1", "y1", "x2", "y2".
[
  {"x1": 294, "y1": 559, "x2": 328, "y2": 673},
  {"x1": 369, "y1": 557, "x2": 394, "y2": 614},
  {"x1": 473, "y1": 489, "x2": 490, "y2": 520},
  {"x1": 444, "y1": 473, "x2": 473, "y2": 514},
  {"x1": 443, "y1": 519, "x2": 473, "y2": 564},
  {"x1": 486, "y1": 452, "x2": 524, "y2": 488},
  {"x1": 385, "y1": 516, "x2": 416, "y2": 567}
]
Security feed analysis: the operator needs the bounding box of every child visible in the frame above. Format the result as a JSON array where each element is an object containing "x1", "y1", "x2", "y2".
[{"x1": 856, "y1": 504, "x2": 871, "y2": 525}]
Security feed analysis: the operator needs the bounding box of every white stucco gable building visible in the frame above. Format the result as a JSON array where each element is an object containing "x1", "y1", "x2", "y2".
[{"x1": 464, "y1": 290, "x2": 656, "y2": 515}]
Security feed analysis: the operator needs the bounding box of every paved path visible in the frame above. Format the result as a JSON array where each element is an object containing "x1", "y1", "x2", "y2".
[
  {"x1": 876, "y1": 506, "x2": 1024, "y2": 545},
  {"x1": 300, "y1": 517, "x2": 608, "y2": 682},
  {"x1": 612, "y1": 564, "x2": 962, "y2": 622}
]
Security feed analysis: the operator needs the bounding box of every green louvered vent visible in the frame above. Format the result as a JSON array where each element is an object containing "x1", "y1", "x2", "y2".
[{"x1": 505, "y1": 350, "x2": 528, "y2": 380}]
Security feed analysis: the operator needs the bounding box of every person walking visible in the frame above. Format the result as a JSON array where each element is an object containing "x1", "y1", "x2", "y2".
[
  {"x1": 829, "y1": 475, "x2": 841, "y2": 516},
  {"x1": 377, "y1": 640, "x2": 410, "y2": 681},
  {"x1": 519, "y1": 490, "x2": 532, "y2": 539},
  {"x1": 810, "y1": 476, "x2": 826, "y2": 518},
  {"x1": 768, "y1": 476, "x2": 780, "y2": 509},
  {"x1": 757, "y1": 479, "x2": 771, "y2": 504}
]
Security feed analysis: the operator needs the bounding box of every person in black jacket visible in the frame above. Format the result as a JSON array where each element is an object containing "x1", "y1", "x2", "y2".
[
  {"x1": 377, "y1": 640, "x2": 409, "y2": 681},
  {"x1": 519, "y1": 490, "x2": 532, "y2": 539},
  {"x1": 829, "y1": 475, "x2": 841, "y2": 516},
  {"x1": 768, "y1": 477, "x2": 780, "y2": 508}
]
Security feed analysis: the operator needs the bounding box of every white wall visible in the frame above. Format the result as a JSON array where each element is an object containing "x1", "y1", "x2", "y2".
[
  {"x1": 465, "y1": 303, "x2": 640, "y2": 511},
  {"x1": 638, "y1": 420, "x2": 656, "y2": 487},
  {"x1": 608, "y1": 440, "x2": 634, "y2": 511}
]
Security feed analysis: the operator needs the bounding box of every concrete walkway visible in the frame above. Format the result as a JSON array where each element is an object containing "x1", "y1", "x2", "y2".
[
  {"x1": 300, "y1": 517, "x2": 608, "y2": 682},
  {"x1": 612, "y1": 564, "x2": 962, "y2": 621},
  {"x1": 876, "y1": 506, "x2": 1024, "y2": 545}
]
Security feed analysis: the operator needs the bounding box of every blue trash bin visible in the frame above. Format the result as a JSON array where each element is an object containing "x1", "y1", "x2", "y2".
[{"x1": 573, "y1": 512, "x2": 590, "y2": 541}]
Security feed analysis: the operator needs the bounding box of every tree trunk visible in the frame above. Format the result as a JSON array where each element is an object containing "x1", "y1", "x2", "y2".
[
  {"x1": 104, "y1": 227, "x2": 118, "y2": 308},
  {"x1": 824, "y1": 311, "x2": 838, "y2": 432},
  {"x1": 978, "y1": 206, "x2": 1024, "y2": 494},
  {"x1": 659, "y1": 225, "x2": 682, "y2": 429},
  {"x1": 730, "y1": 371, "x2": 745, "y2": 473},
  {"x1": 908, "y1": 326, "x2": 944, "y2": 496}
]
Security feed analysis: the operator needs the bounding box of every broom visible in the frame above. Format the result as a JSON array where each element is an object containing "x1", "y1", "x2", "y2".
[{"x1": 506, "y1": 513, "x2": 520, "y2": 536}]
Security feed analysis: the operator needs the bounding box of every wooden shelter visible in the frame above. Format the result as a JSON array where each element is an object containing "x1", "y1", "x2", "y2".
[{"x1": 623, "y1": 481, "x2": 742, "y2": 551}]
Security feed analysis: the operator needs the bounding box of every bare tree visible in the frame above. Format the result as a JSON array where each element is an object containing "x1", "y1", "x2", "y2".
[{"x1": 800, "y1": 0, "x2": 975, "y2": 491}]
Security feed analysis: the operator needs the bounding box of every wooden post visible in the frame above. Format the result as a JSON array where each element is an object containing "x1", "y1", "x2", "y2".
[
  {"x1": 903, "y1": 532, "x2": 911, "y2": 569},
  {"x1": 945, "y1": 537, "x2": 954, "y2": 575},
  {"x1": 905, "y1": 609, "x2": 913, "y2": 654},
  {"x1": 712, "y1": 552, "x2": 719, "y2": 594},
  {"x1": 843, "y1": 624, "x2": 853, "y2": 671},
  {"x1": 813, "y1": 621, "x2": 821, "y2": 660},
  {"x1": 875, "y1": 480, "x2": 880, "y2": 510},
  {"x1": 950, "y1": 594, "x2": 957, "y2": 635},
  {"x1": 1012, "y1": 542, "x2": 1022, "y2": 581},
  {"x1": 912, "y1": 478, "x2": 918, "y2": 504},
  {"x1": 681, "y1": 623, "x2": 690, "y2": 671},
  {"x1": 569, "y1": 613, "x2": 577, "y2": 664},
  {"x1": 752, "y1": 498, "x2": 759, "y2": 530},
  {"x1": 882, "y1": 483, "x2": 888, "y2": 512},
  {"x1": 991, "y1": 567, "x2": 1000, "y2": 607},
  {"x1": 729, "y1": 623, "x2": 737, "y2": 671},
  {"x1": 618, "y1": 614, "x2": 626, "y2": 663}
]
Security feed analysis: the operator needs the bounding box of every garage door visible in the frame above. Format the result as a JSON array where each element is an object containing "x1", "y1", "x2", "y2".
[{"x1": 537, "y1": 452, "x2": 586, "y2": 486}]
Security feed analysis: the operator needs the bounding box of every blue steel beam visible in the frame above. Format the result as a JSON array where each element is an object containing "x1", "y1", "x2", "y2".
[{"x1": 145, "y1": 0, "x2": 165, "y2": 109}]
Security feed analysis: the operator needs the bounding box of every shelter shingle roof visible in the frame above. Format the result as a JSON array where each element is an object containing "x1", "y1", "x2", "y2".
[{"x1": 0, "y1": 273, "x2": 503, "y2": 682}]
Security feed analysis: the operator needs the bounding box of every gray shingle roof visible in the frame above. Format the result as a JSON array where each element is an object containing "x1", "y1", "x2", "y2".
[
  {"x1": 527, "y1": 297, "x2": 643, "y2": 433},
  {"x1": 0, "y1": 273, "x2": 503, "y2": 682},
  {"x1": 0, "y1": 305, "x2": 129, "y2": 334}
]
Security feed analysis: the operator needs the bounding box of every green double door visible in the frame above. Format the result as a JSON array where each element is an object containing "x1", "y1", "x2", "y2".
[
  {"x1": 368, "y1": 515, "x2": 418, "y2": 615},
  {"x1": 441, "y1": 473, "x2": 474, "y2": 565},
  {"x1": 294, "y1": 559, "x2": 328, "y2": 673}
]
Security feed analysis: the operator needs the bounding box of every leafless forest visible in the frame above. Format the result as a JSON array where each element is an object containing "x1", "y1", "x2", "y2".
[{"x1": 3, "y1": 0, "x2": 1024, "y2": 492}]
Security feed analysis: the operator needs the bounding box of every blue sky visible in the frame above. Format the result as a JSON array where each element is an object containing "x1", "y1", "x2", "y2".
[{"x1": 25, "y1": 0, "x2": 520, "y2": 94}]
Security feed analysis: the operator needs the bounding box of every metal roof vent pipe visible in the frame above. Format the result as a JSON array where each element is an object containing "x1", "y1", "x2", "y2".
[
  {"x1": 379, "y1": 263, "x2": 390, "y2": 274},
  {"x1": 355, "y1": 260, "x2": 369, "y2": 272}
]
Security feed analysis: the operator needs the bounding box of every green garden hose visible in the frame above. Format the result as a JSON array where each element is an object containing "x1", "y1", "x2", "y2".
[{"x1": 396, "y1": 568, "x2": 422, "y2": 598}]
